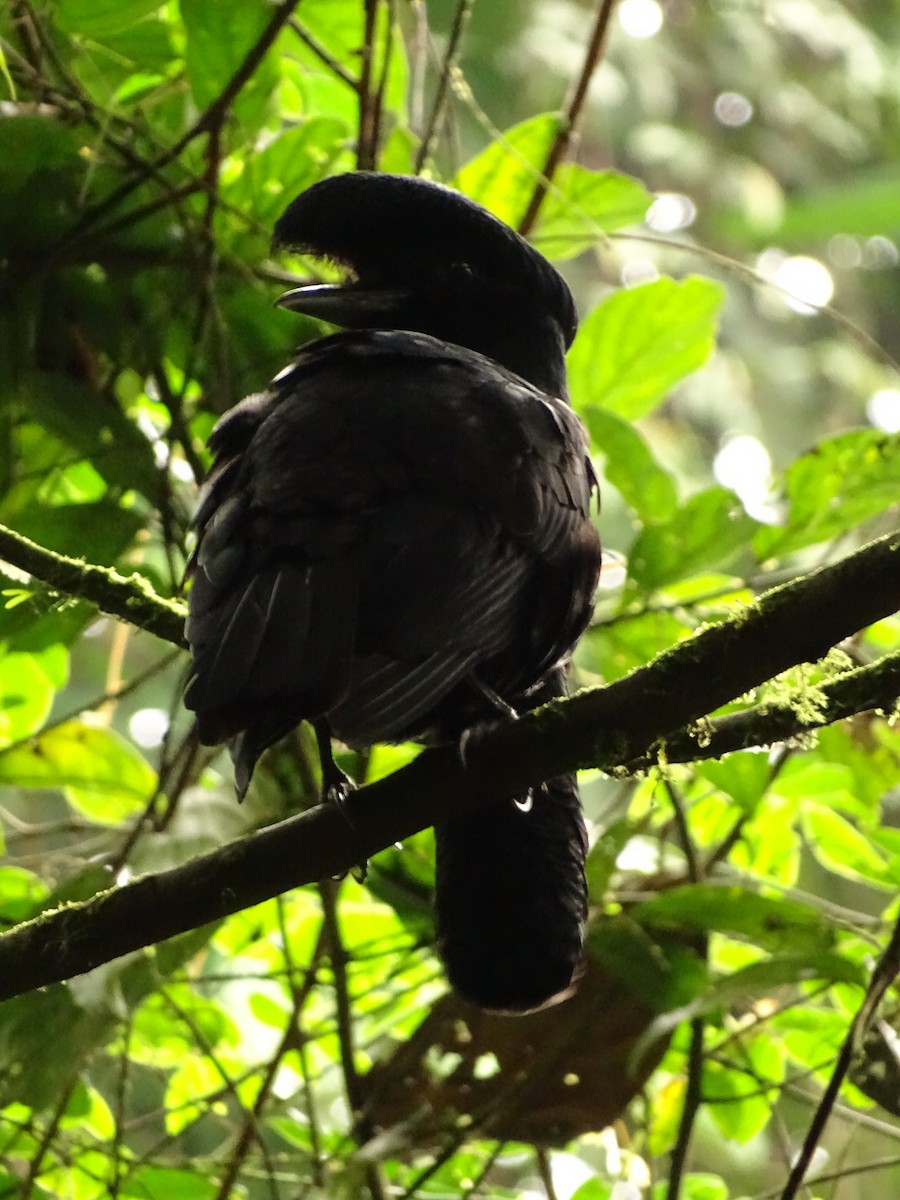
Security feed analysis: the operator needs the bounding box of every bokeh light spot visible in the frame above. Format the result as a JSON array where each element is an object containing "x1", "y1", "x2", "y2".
[{"x1": 618, "y1": 0, "x2": 663, "y2": 39}]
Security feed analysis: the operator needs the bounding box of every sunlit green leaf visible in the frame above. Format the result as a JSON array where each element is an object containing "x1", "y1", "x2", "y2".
[
  {"x1": 628, "y1": 486, "x2": 758, "y2": 592},
  {"x1": 801, "y1": 802, "x2": 895, "y2": 887},
  {"x1": 535, "y1": 164, "x2": 652, "y2": 259},
  {"x1": 0, "y1": 866, "x2": 49, "y2": 922},
  {"x1": 755, "y1": 429, "x2": 900, "y2": 559},
  {"x1": 653, "y1": 1174, "x2": 729, "y2": 1200},
  {"x1": 586, "y1": 406, "x2": 679, "y2": 523},
  {"x1": 571, "y1": 1180, "x2": 613, "y2": 1200},
  {"x1": 568, "y1": 277, "x2": 724, "y2": 420},
  {"x1": 181, "y1": 0, "x2": 279, "y2": 134},
  {"x1": 699, "y1": 752, "x2": 771, "y2": 815},
  {"x1": 54, "y1": 0, "x2": 164, "y2": 37},
  {"x1": 0, "y1": 720, "x2": 155, "y2": 822},
  {"x1": 120, "y1": 1167, "x2": 219, "y2": 1200},
  {"x1": 0, "y1": 644, "x2": 68, "y2": 744},
  {"x1": 632, "y1": 885, "x2": 834, "y2": 956},
  {"x1": 456, "y1": 114, "x2": 559, "y2": 226},
  {"x1": 705, "y1": 1035, "x2": 783, "y2": 1142}
]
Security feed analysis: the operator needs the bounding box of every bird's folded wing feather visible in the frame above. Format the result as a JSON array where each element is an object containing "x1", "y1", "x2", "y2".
[{"x1": 184, "y1": 330, "x2": 598, "y2": 750}]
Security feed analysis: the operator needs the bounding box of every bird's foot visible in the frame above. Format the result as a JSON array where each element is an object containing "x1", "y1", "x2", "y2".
[
  {"x1": 458, "y1": 678, "x2": 519, "y2": 769},
  {"x1": 324, "y1": 769, "x2": 356, "y2": 823},
  {"x1": 468, "y1": 673, "x2": 520, "y2": 721},
  {"x1": 458, "y1": 715, "x2": 516, "y2": 769},
  {"x1": 315, "y1": 720, "x2": 367, "y2": 879}
]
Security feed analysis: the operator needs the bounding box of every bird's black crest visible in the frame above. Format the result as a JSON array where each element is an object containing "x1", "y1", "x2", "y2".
[{"x1": 273, "y1": 172, "x2": 578, "y2": 348}]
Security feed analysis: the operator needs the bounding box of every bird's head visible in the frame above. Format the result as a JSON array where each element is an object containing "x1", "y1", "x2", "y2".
[{"x1": 273, "y1": 172, "x2": 576, "y2": 397}]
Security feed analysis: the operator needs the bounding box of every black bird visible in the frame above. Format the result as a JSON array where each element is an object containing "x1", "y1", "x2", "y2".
[{"x1": 184, "y1": 172, "x2": 602, "y2": 1011}]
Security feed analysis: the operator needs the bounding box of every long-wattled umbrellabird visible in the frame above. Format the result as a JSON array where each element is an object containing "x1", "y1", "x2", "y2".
[{"x1": 184, "y1": 172, "x2": 602, "y2": 1012}]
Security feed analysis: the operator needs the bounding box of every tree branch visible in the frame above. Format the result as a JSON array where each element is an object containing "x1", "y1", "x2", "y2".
[
  {"x1": 518, "y1": 0, "x2": 619, "y2": 237},
  {"x1": 0, "y1": 523, "x2": 185, "y2": 646},
  {"x1": 635, "y1": 649, "x2": 900, "y2": 768},
  {"x1": 0, "y1": 529, "x2": 897, "y2": 1002}
]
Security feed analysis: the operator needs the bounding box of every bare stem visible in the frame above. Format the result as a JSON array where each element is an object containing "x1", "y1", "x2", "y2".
[{"x1": 518, "y1": 0, "x2": 619, "y2": 236}]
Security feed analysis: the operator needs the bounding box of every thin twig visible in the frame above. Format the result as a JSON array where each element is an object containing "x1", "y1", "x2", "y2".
[
  {"x1": 758, "y1": 1155, "x2": 900, "y2": 1200},
  {"x1": 57, "y1": 0, "x2": 302, "y2": 249},
  {"x1": 289, "y1": 18, "x2": 358, "y2": 88},
  {"x1": 518, "y1": 0, "x2": 620, "y2": 236},
  {"x1": 779, "y1": 912, "x2": 900, "y2": 1200},
  {"x1": 667, "y1": 1019, "x2": 706, "y2": 1200},
  {"x1": 357, "y1": 0, "x2": 381, "y2": 171},
  {"x1": 664, "y1": 780, "x2": 701, "y2": 883},
  {"x1": 664, "y1": 780, "x2": 706, "y2": 1200},
  {"x1": 536, "y1": 1148, "x2": 559, "y2": 1200},
  {"x1": 319, "y1": 879, "x2": 387, "y2": 1200},
  {"x1": 413, "y1": 0, "x2": 475, "y2": 173},
  {"x1": 19, "y1": 1072, "x2": 80, "y2": 1199}
]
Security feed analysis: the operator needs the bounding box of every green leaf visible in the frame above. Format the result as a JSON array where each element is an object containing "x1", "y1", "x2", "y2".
[
  {"x1": 0, "y1": 720, "x2": 156, "y2": 823},
  {"x1": 456, "y1": 114, "x2": 560, "y2": 226},
  {"x1": 755, "y1": 429, "x2": 900, "y2": 559},
  {"x1": 585, "y1": 819, "x2": 632, "y2": 900},
  {"x1": 706, "y1": 1036, "x2": 784, "y2": 1143},
  {"x1": 0, "y1": 645, "x2": 68, "y2": 744},
  {"x1": 699, "y1": 752, "x2": 772, "y2": 815},
  {"x1": 535, "y1": 164, "x2": 652, "y2": 260},
  {"x1": 121, "y1": 1167, "x2": 219, "y2": 1200},
  {"x1": 628, "y1": 486, "x2": 758, "y2": 592},
  {"x1": 776, "y1": 760, "x2": 874, "y2": 821},
  {"x1": 0, "y1": 41, "x2": 15, "y2": 100},
  {"x1": 585, "y1": 406, "x2": 678, "y2": 523},
  {"x1": 568, "y1": 277, "x2": 724, "y2": 420},
  {"x1": 801, "y1": 802, "x2": 894, "y2": 887},
  {"x1": 3, "y1": 499, "x2": 144, "y2": 569},
  {"x1": 587, "y1": 917, "x2": 708, "y2": 1014},
  {"x1": 571, "y1": 1181, "x2": 613, "y2": 1200},
  {"x1": 0, "y1": 116, "x2": 82, "y2": 252},
  {"x1": 633, "y1": 951, "x2": 865, "y2": 1069},
  {"x1": 54, "y1": 0, "x2": 164, "y2": 37},
  {"x1": 0, "y1": 987, "x2": 115, "y2": 1109},
  {"x1": 0, "y1": 866, "x2": 49, "y2": 923},
  {"x1": 632, "y1": 885, "x2": 834, "y2": 956},
  {"x1": 724, "y1": 170, "x2": 900, "y2": 243},
  {"x1": 653, "y1": 1174, "x2": 729, "y2": 1200},
  {"x1": 585, "y1": 608, "x2": 689, "y2": 682},
  {"x1": 0, "y1": 571, "x2": 92, "y2": 653},
  {"x1": 225, "y1": 118, "x2": 351, "y2": 230},
  {"x1": 23, "y1": 371, "x2": 160, "y2": 503},
  {"x1": 181, "y1": 0, "x2": 279, "y2": 133}
]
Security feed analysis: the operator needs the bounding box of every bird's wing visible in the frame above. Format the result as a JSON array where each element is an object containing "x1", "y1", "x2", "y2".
[{"x1": 184, "y1": 330, "x2": 599, "y2": 766}]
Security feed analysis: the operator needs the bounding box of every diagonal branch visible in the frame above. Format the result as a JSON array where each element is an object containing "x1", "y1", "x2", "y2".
[
  {"x1": 518, "y1": 0, "x2": 619, "y2": 237},
  {"x1": 633, "y1": 649, "x2": 900, "y2": 768},
  {"x1": 0, "y1": 529, "x2": 897, "y2": 1003},
  {"x1": 0, "y1": 523, "x2": 186, "y2": 646}
]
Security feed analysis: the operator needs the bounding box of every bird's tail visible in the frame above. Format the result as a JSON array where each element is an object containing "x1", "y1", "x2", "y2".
[{"x1": 433, "y1": 674, "x2": 588, "y2": 1012}]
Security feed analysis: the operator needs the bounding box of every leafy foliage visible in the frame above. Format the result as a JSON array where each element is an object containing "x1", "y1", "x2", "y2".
[{"x1": 1, "y1": 1, "x2": 899, "y2": 1199}]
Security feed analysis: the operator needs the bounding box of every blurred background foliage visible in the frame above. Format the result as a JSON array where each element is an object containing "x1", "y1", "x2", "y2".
[{"x1": 0, "y1": 0, "x2": 899, "y2": 1197}]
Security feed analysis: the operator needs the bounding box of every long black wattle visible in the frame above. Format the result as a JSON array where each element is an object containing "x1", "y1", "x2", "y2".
[
  {"x1": 434, "y1": 673, "x2": 588, "y2": 1012},
  {"x1": 435, "y1": 777, "x2": 588, "y2": 1012},
  {"x1": 184, "y1": 172, "x2": 601, "y2": 1011}
]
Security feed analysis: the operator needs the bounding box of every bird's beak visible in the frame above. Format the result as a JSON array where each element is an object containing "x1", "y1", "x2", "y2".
[{"x1": 275, "y1": 283, "x2": 410, "y2": 327}]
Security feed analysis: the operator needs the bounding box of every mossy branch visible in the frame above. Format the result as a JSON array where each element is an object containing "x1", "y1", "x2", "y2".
[
  {"x1": 0, "y1": 528, "x2": 897, "y2": 1001},
  {"x1": 0, "y1": 523, "x2": 186, "y2": 646}
]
